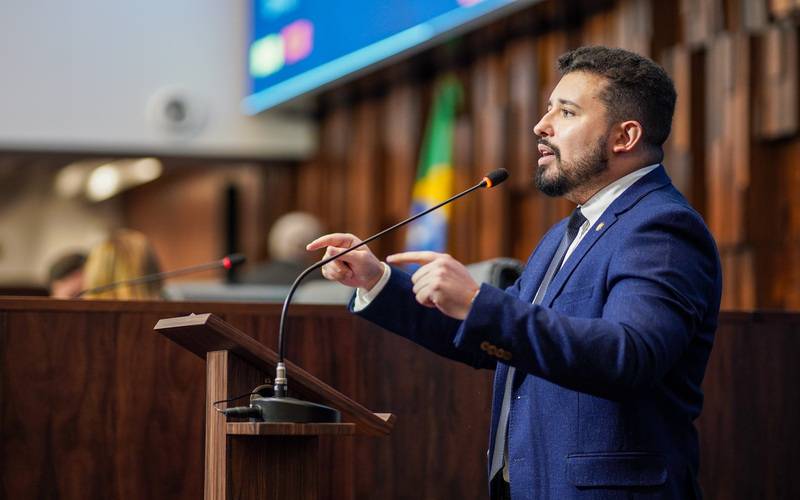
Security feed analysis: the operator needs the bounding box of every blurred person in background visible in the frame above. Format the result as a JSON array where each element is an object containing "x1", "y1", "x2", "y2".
[
  {"x1": 82, "y1": 228, "x2": 163, "y2": 299},
  {"x1": 242, "y1": 211, "x2": 325, "y2": 286},
  {"x1": 48, "y1": 251, "x2": 87, "y2": 298}
]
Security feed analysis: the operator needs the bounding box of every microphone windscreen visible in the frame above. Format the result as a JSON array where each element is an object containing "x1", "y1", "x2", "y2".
[
  {"x1": 223, "y1": 253, "x2": 246, "y2": 269},
  {"x1": 483, "y1": 168, "x2": 509, "y2": 188}
]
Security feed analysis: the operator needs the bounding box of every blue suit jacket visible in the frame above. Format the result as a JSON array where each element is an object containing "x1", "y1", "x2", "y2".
[{"x1": 355, "y1": 166, "x2": 722, "y2": 499}]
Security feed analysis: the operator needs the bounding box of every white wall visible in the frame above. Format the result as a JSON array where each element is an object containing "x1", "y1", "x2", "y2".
[{"x1": 0, "y1": 0, "x2": 315, "y2": 158}]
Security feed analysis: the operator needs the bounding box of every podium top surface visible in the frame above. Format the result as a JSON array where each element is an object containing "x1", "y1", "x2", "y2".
[{"x1": 154, "y1": 312, "x2": 395, "y2": 437}]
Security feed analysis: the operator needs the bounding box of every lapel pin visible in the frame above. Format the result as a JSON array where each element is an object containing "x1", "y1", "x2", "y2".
[{"x1": 595, "y1": 222, "x2": 605, "y2": 232}]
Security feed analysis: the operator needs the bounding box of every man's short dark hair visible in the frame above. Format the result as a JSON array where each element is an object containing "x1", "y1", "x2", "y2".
[
  {"x1": 557, "y1": 46, "x2": 677, "y2": 155},
  {"x1": 48, "y1": 252, "x2": 87, "y2": 284}
]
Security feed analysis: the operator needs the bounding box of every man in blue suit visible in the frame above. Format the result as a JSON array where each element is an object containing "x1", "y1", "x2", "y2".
[{"x1": 307, "y1": 46, "x2": 721, "y2": 499}]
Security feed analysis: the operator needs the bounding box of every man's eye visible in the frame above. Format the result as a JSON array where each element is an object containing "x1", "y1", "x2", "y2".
[{"x1": 561, "y1": 109, "x2": 574, "y2": 117}]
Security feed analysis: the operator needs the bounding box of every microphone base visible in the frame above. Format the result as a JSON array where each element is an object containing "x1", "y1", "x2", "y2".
[{"x1": 250, "y1": 396, "x2": 341, "y2": 423}]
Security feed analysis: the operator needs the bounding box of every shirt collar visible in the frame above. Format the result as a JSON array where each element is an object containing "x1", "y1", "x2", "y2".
[{"x1": 578, "y1": 163, "x2": 660, "y2": 226}]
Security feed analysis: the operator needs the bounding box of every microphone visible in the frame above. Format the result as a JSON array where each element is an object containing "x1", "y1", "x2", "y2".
[
  {"x1": 223, "y1": 169, "x2": 509, "y2": 423},
  {"x1": 77, "y1": 253, "x2": 246, "y2": 297}
]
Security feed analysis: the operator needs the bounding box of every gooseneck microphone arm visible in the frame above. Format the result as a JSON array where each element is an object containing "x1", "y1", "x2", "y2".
[
  {"x1": 76, "y1": 253, "x2": 246, "y2": 297},
  {"x1": 273, "y1": 169, "x2": 509, "y2": 398}
]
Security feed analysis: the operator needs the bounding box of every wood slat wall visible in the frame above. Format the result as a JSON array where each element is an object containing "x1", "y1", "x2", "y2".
[{"x1": 286, "y1": 0, "x2": 800, "y2": 310}]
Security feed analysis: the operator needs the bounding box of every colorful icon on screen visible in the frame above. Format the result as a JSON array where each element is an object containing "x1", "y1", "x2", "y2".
[
  {"x1": 250, "y1": 34, "x2": 285, "y2": 78},
  {"x1": 260, "y1": 0, "x2": 298, "y2": 19},
  {"x1": 282, "y1": 19, "x2": 314, "y2": 64},
  {"x1": 250, "y1": 19, "x2": 314, "y2": 78}
]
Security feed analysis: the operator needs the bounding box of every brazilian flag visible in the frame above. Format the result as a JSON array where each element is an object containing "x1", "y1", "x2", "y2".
[{"x1": 405, "y1": 76, "x2": 462, "y2": 258}]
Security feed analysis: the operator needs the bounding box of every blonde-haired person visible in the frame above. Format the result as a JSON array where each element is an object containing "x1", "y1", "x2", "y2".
[{"x1": 82, "y1": 229, "x2": 163, "y2": 299}]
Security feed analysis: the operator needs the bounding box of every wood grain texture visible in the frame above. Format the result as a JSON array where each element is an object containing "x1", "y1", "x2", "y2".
[
  {"x1": 696, "y1": 312, "x2": 800, "y2": 499},
  {"x1": 2, "y1": 298, "x2": 799, "y2": 499},
  {"x1": 706, "y1": 32, "x2": 753, "y2": 310},
  {"x1": 754, "y1": 21, "x2": 798, "y2": 140},
  {"x1": 229, "y1": 436, "x2": 319, "y2": 500},
  {"x1": 205, "y1": 351, "x2": 230, "y2": 500},
  {"x1": 680, "y1": 0, "x2": 724, "y2": 47},
  {"x1": 661, "y1": 46, "x2": 693, "y2": 198},
  {"x1": 0, "y1": 298, "x2": 491, "y2": 500}
]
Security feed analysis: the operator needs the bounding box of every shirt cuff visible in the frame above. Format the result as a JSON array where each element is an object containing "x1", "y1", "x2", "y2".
[{"x1": 352, "y1": 262, "x2": 392, "y2": 312}]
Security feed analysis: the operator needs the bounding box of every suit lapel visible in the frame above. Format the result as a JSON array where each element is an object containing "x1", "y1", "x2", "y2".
[
  {"x1": 542, "y1": 165, "x2": 672, "y2": 306},
  {"x1": 520, "y1": 221, "x2": 567, "y2": 302}
]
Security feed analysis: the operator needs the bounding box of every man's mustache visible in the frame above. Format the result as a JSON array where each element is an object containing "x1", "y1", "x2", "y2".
[{"x1": 538, "y1": 139, "x2": 560, "y2": 160}]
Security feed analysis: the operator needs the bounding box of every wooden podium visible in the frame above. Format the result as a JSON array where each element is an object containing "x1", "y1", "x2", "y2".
[{"x1": 154, "y1": 313, "x2": 394, "y2": 500}]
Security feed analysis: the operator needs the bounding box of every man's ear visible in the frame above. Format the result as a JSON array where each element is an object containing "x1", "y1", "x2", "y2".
[{"x1": 611, "y1": 121, "x2": 644, "y2": 154}]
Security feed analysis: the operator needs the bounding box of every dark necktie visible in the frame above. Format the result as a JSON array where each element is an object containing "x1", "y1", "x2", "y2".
[
  {"x1": 490, "y1": 207, "x2": 587, "y2": 482},
  {"x1": 531, "y1": 208, "x2": 587, "y2": 304}
]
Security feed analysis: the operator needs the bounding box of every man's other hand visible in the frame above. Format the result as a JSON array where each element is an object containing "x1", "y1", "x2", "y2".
[{"x1": 386, "y1": 251, "x2": 479, "y2": 320}]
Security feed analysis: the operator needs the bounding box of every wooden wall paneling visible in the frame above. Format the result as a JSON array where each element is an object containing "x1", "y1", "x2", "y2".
[
  {"x1": 680, "y1": 0, "x2": 725, "y2": 46},
  {"x1": 222, "y1": 166, "x2": 271, "y2": 267},
  {"x1": 322, "y1": 104, "x2": 353, "y2": 233},
  {"x1": 719, "y1": 248, "x2": 756, "y2": 309},
  {"x1": 696, "y1": 312, "x2": 800, "y2": 499},
  {"x1": 738, "y1": 0, "x2": 769, "y2": 31},
  {"x1": 769, "y1": 0, "x2": 797, "y2": 18},
  {"x1": 782, "y1": 148, "x2": 800, "y2": 308},
  {"x1": 511, "y1": 193, "x2": 541, "y2": 262},
  {"x1": 760, "y1": 243, "x2": 800, "y2": 308},
  {"x1": 536, "y1": 31, "x2": 574, "y2": 233},
  {"x1": 505, "y1": 36, "x2": 546, "y2": 263},
  {"x1": 615, "y1": 0, "x2": 653, "y2": 55},
  {"x1": 739, "y1": 248, "x2": 757, "y2": 307},
  {"x1": 256, "y1": 165, "x2": 295, "y2": 262},
  {"x1": 296, "y1": 159, "x2": 326, "y2": 219},
  {"x1": 471, "y1": 52, "x2": 511, "y2": 261},
  {"x1": 506, "y1": 37, "x2": 540, "y2": 194},
  {"x1": 381, "y1": 82, "x2": 421, "y2": 255},
  {"x1": 452, "y1": 114, "x2": 478, "y2": 264},
  {"x1": 661, "y1": 46, "x2": 694, "y2": 198},
  {"x1": 651, "y1": 0, "x2": 681, "y2": 53},
  {"x1": 728, "y1": 32, "x2": 755, "y2": 309},
  {"x1": 688, "y1": 49, "x2": 709, "y2": 215},
  {"x1": 346, "y1": 99, "x2": 382, "y2": 252},
  {"x1": 749, "y1": 141, "x2": 800, "y2": 309},
  {"x1": 706, "y1": 33, "x2": 753, "y2": 308},
  {"x1": 755, "y1": 21, "x2": 798, "y2": 140},
  {"x1": 297, "y1": 106, "x2": 339, "y2": 220},
  {"x1": 124, "y1": 166, "x2": 268, "y2": 280},
  {"x1": 125, "y1": 167, "x2": 219, "y2": 277},
  {"x1": 581, "y1": 8, "x2": 618, "y2": 47},
  {"x1": 705, "y1": 36, "x2": 730, "y2": 288},
  {"x1": 742, "y1": 89, "x2": 798, "y2": 311},
  {"x1": 221, "y1": 166, "x2": 273, "y2": 268},
  {"x1": 705, "y1": 36, "x2": 733, "y2": 246}
]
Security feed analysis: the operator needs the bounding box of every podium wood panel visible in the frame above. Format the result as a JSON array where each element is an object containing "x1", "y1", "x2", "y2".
[
  {"x1": 2, "y1": 298, "x2": 799, "y2": 499},
  {"x1": 0, "y1": 298, "x2": 491, "y2": 500}
]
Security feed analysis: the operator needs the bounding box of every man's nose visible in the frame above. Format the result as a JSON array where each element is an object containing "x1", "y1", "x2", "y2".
[{"x1": 533, "y1": 113, "x2": 552, "y2": 138}]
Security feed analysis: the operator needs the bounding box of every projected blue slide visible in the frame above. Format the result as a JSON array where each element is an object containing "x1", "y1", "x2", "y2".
[{"x1": 243, "y1": 0, "x2": 528, "y2": 114}]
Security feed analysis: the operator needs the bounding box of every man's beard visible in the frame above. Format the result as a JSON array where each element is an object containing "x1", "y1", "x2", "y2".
[{"x1": 535, "y1": 135, "x2": 609, "y2": 197}]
